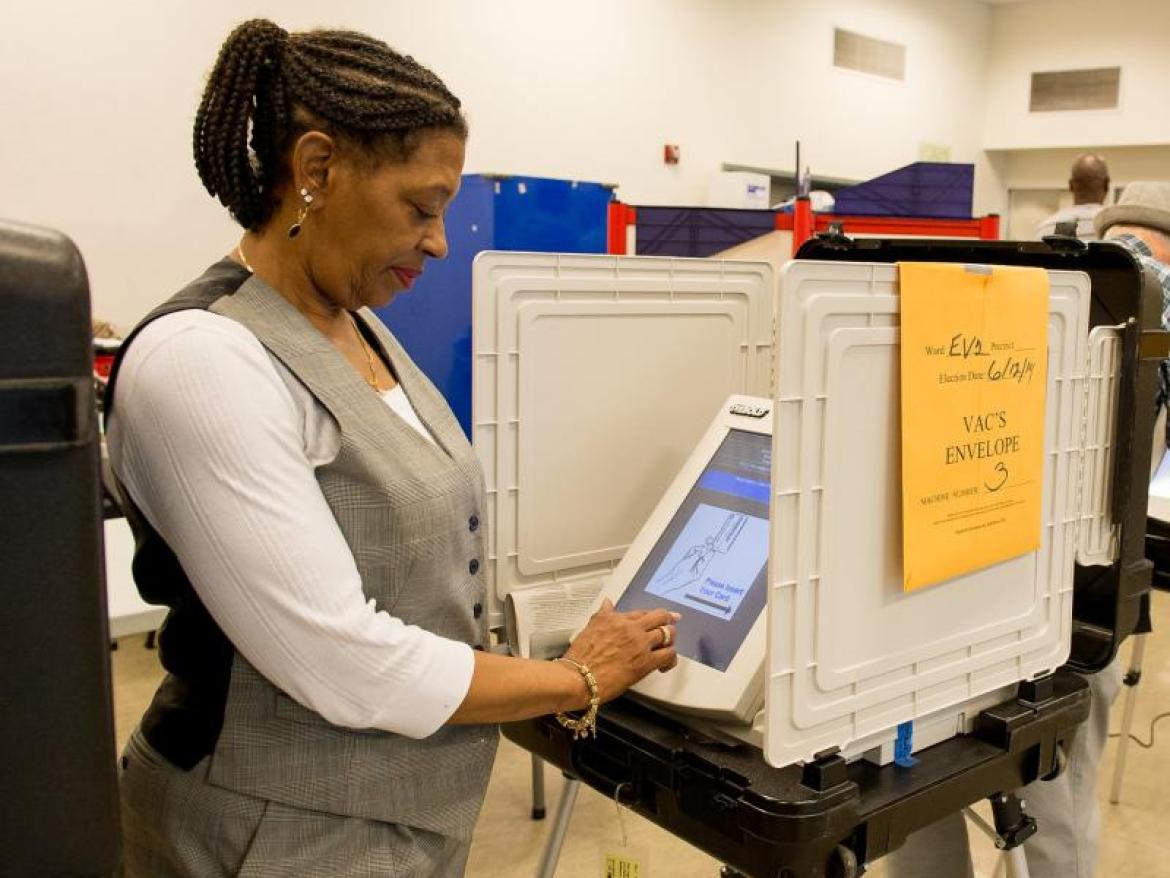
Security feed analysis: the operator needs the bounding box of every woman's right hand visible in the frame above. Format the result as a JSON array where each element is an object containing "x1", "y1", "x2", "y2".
[
  {"x1": 559, "y1": 598, "x2": 680, "y2": 707},
  {"x1": 449, "y1": 598, "x2": 680, "y2": 726}
]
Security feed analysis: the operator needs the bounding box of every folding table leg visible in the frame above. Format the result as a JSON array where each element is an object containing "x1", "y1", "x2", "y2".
[
  {"x1": 1109, "y1": 633, "x2": 1147, "y2": 805},
  {"x1": 530, "y1": 754, "x2": 546, "y2": 820},
  {"x1": 535, "y1": 776, "x2": 580, "y2": 878}
]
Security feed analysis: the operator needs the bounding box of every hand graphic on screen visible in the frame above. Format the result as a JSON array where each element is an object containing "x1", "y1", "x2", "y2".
[{"x1": 651, "y1": 512, "x2": 747, "y2": 595}]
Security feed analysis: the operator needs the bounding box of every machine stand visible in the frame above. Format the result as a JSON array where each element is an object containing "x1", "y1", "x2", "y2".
[
  {"x1": 719, "y1": 847, "x2": 860, "y2": 878},
  {"x1": 965, "y1": 792, "x2": 1036, "y2": 878},
  {"x1": 988, "y1": 792, "x2": 1037, "y2": 851},
  {"x1": 990, "y1": 791, "x2": 1036, "y2": 878}
]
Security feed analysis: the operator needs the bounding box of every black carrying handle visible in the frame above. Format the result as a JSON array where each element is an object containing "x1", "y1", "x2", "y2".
[
  {"x1": 0, "y1": 378, "x2": 95, "y2": 452},
  {"x1": 571, "y1": 740, "x2": 640, "y2": 800}
]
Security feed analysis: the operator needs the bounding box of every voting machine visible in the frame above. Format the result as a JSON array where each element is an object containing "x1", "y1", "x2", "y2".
[
  {"x1": 610, "y1": 395, "x2": 773, "y2": 724},
  {"x1": 487, "y1": 235, "x2": 1164, "y2": 877}
]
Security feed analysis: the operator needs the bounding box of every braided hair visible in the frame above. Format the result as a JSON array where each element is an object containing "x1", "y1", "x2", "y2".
[{"x1": 193, "y1": 19, "x2": 466, "y2": 230}]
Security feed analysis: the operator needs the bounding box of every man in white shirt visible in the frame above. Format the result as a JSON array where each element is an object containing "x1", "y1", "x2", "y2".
[{"x1": 1034, "y1": 153, "x2": 1111, "y2": 241}]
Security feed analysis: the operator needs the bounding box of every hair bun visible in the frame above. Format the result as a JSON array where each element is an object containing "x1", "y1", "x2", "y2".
[
  {"x1": 193, "y1": 18, "x2": 293, "y2": 229},
  {"x1": 234, "y1": 19, "x2": 288, "y2": 59}
]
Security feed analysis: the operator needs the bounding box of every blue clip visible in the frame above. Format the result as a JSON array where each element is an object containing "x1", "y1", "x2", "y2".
[{"x1": 894, "y1": 721, "x2": 918, "y2": 768}]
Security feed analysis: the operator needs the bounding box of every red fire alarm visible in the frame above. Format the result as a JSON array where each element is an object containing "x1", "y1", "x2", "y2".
[{"x1": 664, "y1": 144, "x2": 680, "y2": 165}]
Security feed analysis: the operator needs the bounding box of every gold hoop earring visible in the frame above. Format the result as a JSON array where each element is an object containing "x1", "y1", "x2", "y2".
[{"x1": 287, "y1": 187, "x2": 314, "y2": 239}]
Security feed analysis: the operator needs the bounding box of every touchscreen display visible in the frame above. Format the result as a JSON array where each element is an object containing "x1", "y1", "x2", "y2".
[{"x1": 616, "y1": 429, "x2": 770, "y2": 671}]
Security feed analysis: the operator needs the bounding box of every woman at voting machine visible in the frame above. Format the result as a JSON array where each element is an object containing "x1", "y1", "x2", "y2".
[{"x1": 104, "y1": 19, "x2": 679, "y2": 877}]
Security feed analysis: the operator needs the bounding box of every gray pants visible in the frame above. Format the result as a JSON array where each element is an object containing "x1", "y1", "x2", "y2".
[
  {"x1": 120, "y1": 729, "x2": 471, "y2": 877},
  {"x1": 885, "y1": 660, "x2": 1123, "y2": 878}
]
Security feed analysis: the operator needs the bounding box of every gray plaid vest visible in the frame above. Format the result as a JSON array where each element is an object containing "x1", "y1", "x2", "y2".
[{"x1": 108, "y1": 261, "x2": 498, "y2": 839}]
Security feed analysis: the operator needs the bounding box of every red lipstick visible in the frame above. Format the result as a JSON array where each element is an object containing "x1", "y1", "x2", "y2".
[{"x1": 391, "y1": 267, "x2": 422, "y2": 288}]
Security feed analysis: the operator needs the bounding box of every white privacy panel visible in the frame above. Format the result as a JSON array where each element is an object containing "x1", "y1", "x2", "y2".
[
  {"x1": 1077, "y1": 325, "x2": 1123, "y2": 566},
  {"x1": 473, "y1": 252, "x2": 774, "y2": 624},
  {"x1": 765, "y1": 260, "x2": 1093, "y2": 768}
]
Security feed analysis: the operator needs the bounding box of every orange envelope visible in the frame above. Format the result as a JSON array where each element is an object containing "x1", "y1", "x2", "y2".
[{"x1": 898, "y1": 262, "x2": 1049, "y2": 592}]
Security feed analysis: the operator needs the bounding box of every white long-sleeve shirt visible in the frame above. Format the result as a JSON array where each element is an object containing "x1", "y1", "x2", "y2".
[
  {"x1": 106, "y1": 309, "x2": 475, "y2": 739},
  {"x1": 1033, "y1": 202, "x2": 1104, "y2": 241}
]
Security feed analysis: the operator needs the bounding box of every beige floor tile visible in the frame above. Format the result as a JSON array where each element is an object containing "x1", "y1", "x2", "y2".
[
  {"x1": 111, "y1": 591, "x2": 1170, "y2": 876},
  {"x1": 464, "y1": 742, "x2": 721, "y2": 877},
  {"x1": 109, "y1": 631, "x2": 165, "y2": 753}
]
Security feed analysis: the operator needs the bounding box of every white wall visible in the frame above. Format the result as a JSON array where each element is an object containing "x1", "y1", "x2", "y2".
[
  {"x1": 984, "y1": 0, "x2": 1170, "y2": 150},
  {"x1": 1, "y1": 0, "x2": 992, "y2": 329},
  {"x1": 996, "y1": 145, "x2": 1170, "y2": 191}
]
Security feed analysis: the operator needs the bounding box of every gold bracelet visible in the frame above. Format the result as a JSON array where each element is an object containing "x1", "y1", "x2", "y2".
[{"x1": 553, "y1": 656, "x2": 600, "y2": 740}]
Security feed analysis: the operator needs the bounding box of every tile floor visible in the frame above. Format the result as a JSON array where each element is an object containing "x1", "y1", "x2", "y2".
[{"x1": 110, "y1": 590, "x2": 1170, "y2": 877}]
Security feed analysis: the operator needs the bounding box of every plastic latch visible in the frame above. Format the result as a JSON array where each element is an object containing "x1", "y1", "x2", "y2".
[
  {"x1": 800, "y1": 750, "x2": 848, "y2": 791},
  {"x1": 1017, "y1": 674, "x2": 1055, "y2": 706},
  {"x1": 1041, "y1": 228, "x2": 1088, "y2": 253},
  {"x1": 894, "y1": 722, "x2": 918, "y2": 768},
  {"x1": 815, "y1": 222, "x2": 853, "y2": 247}
]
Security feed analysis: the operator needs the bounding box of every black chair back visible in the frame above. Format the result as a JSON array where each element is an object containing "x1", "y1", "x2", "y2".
[{"x1": 0, "y1": 219, "x2": 120, "y2": 876}]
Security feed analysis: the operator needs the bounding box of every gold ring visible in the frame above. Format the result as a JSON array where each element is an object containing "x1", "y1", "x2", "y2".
[{"x1": 658, "y1": 625, "x2": 673, "y2": 648}]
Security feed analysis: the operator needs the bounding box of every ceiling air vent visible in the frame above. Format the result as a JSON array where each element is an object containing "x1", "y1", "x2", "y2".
[
  {"x1": 1029, "y1": 67, "x2": 1120, "y2": 112},
  {"x1": 833, "y1": 28, "x2": 905, "y2": 81}
]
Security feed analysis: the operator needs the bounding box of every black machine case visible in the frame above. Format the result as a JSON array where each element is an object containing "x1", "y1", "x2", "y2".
[
  {"x1": 0, "y1": 220, "x2": 121, "y2": 876},
  {"x1": 504, "y1": 234, "x2": 1165, "y2": 878}
]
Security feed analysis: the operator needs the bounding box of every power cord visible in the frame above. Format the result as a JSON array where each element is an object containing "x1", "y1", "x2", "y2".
[{"x1": 1109, "y1": 711, "x2": 1170, "y2": 750}]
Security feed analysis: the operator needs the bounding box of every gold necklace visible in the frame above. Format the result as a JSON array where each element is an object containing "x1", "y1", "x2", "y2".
[
  {"x1": 237, "y1": 244, "x2": 379, "y2": 391},
  {"x1": 235, "y1": 240, "x2": 254, "y2": 273},
  {"x1": 348, "y1": 312, "x2": 381, "y2": 391}
]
